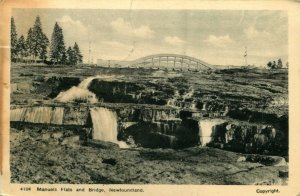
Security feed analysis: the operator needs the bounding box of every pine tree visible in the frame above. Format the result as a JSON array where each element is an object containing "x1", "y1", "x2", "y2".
[
  {"x1": 50, "y1": 22, "x2": 66, "y2": 64},
  {"x1": 39, "y1": 33, "x2": 49, "y2": 62},
  {"x1": 272, "y1": 61, "x2": 277, "y2": 69},
  {"x1": 73, "y1": 42, "x2": 83, "y2": 64},
  {"x1": 267, "y1": 61, "x2": 272, "y2": 69},
  {"x1": 26, "y1": 28, "x2": 34, "y2": 62},
  {"x1": 277, "y1": 58, "x2": 283, "y2": 69},
  {"x1": 31, "y1": 16, "x2": 49, "y2": 62},
  {"x1": 61, "y1": 50, "x2": 67, "y2": 65},
  {"x1": 11, "y1": 17, "x2": 18, "y2": 62},
  {"x1": 66, "y1": 46, "x2": 75, "y2": 65},
  {"x1": 17, "y1": 35, "x2": 27, "y2": 62}
]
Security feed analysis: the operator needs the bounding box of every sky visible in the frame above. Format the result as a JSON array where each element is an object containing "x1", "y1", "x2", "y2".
[{"x1": 13, "y1": 9, "x2": 288, "y2": 66}]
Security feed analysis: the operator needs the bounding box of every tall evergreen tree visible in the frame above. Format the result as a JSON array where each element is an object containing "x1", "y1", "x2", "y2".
[
  {"x1": 277, "y1": 58, "x2": 283, "y2": 69},
  {"x1": 39, "y1": 33, "x2": 49, "y2": 62},
  {"x1": 26, "y1": 28, "x2": 34, "y2": 62},
  {"x1": 272, "y1": 61, "x2": 277, "y2": 69},
  {"x1": 11, "y1": 17, "x2": 18, "y2": 62},
  {"x1": 267, "y1": 61, "x2": 272, "y2": 69},
  {"x1": 73, "y1": 42, "x2": 83, "y2": 64},
  {"x1": 17, "y1": 35, "x2": 27, "y2": 62},
  {"x1": 61, "y1": 50, "x2": 68, "y2": 65},
  {"x1": 31, "y1": 16, "x2": 49, "y2": 62},
  {"x1": 50, "y1": 22, "x2": 66, "y2": 64},
  {"x1": 66, "y1": 46, "x2": 75, "y2": 65}
]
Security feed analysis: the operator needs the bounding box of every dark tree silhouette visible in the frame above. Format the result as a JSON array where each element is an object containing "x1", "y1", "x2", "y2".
[
  {"x1": 11, "y1": 17, "x2": 18, "y2": 62},
  {"x1": 16, "y1": 35, "x2": 27, "y2": 62},
  {"x1": 277, "y1": 58, "x2": 283, "y2": 69},
  {"x1": 73, "y1": 42, "x2": 83, "y2": 64},
  {"x1": 50, "y1": 22, "x2": 66, "y2": 64},
  {"x1": 31, "y1": 16, "x2": 49, "y2": 62}
]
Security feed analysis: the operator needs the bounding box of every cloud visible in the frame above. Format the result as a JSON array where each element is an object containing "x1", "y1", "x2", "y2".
[
  {"x1": 102, "y1": 41, "x2": 129, "y2": 48},
  {"x1": 58, "y1": 15, "x2": 88, "y2": 34},
  {"x1": 204, "y1": 35, "x2": 233, "y2": 47},
  {"x1": 57, "y1": 15, "x2": 89, "y2": 44},
  {"x1": 244, "y1": 25, "x2": 270, "y2": 39},
  {"x1": 164, "y1": 36, "x2": 186, "y2": 46},
  {"x1": 110, "y1": 18, "x2": 154, "y2": 39}
]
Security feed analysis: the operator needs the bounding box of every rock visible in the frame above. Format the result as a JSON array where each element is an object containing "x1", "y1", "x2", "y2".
[
  {"x1": 237, "y1": 156, "x2": 246, "y2": 162},
  {"x1": 52, "y1": 132, "x2": 63, "y2": 139},
  {"x1": 272, "y1": 157, "x2": 287, "y2": 167},
  {"x1": 246, "y1": 155, "x2": 287, "y2": 166},
  {"x1": 61, "y1": 136, "x2": 80, "y2": 146},
  {"x1": 226, "y1": 124, "x2": 232, "y2": 130},
  {"x1": 278, "y1": 170, "x2": 288, "y2": 178},
  {"x1": 102, "y1": 158, "x2": 117, "y2": 166},
  {"x1": 41, "y1": 133, "x2": 51, "y2": 140},
  {"x1": 86, "y1": 139, "x2": 119, "y2": 149}
]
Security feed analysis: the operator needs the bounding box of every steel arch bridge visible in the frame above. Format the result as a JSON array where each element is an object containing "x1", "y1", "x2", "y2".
[{"x1": 131, "y1": 54, "x2": 212, "y2": 70}]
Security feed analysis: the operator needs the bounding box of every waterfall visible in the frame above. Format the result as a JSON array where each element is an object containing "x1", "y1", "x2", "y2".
[
  {"x1": 167, "y1": 90, "x2": 180, "y2": 107},
  {"x1": 11, "y1": 108, "x2": 27, "y2": 121},
  {"x1": 55, "y1": 86, "x2": 98, "y2": 103},
  {"x1": 90, "y1": 107, "x2": 128, "y2": 148},
  {"x1": 190, "y1": 102, "x2": 196, "y2": 110},
  {"x1": 11, "y1": 107, "x2": 64, "y2": 125},
  {"x1": 55, "y1": 76, "x2": 102, "y2": 103},
  {"x1": 51, "y1": 107, "x2": 64, "y2": 125},
  {"x1": 24, "y1": 107, "x2": 53, "y2": 124},
  {"x1": 202, "y1": 103, "x2": 207, "y2": 111},
  {"x1": 198, "y1": 119, "x2": 225, "y2": 146},
  {"x1": 78, "y1": 76, "x2": 99, "y2": 89}
]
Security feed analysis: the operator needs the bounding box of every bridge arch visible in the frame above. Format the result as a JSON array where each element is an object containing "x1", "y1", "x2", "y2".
[{"x1": 131, "y1": 54, "x2": 212, "y2": 70}]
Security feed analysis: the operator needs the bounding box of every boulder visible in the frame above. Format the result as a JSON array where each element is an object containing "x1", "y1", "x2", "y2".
[
  {"x1": 86, "y1": 139, "x2": 119, "y2": 149},
  {"x1": 237, "y1": 156, "x2": 246, "y2": 162},
  {"x1": 61, "y1": 136, "x2": 80, "y2": 146},
  {"x1": 102, "y1": 158, "x2": 117, "y2": 166},
  {"x1": 278, "y1": 170, "x2": 288, "y2": 178},
  {"x1": 41, "y1": 133, "x2": 51, "y2": 140},
  {"x1": 52, "y1": 132, "x2": 63, "y2": 139}
]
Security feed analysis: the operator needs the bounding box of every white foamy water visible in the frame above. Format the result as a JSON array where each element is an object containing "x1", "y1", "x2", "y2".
[
  {"x1": 55, "y1": 76, "x2": 101, "y2": 103},
  {"x1": 55, "y1": 75, "x2": 124, "y2": 103},
  {"x1": 51, "y1": 107, "x2": 64, "y2": 124},
  {"x1": 55, "y1": 86, "x2": 98, "y2": 103},
  {"x1": 10, "y1": 108, "x2": 27, "y2": 121},
  {"x1": 78, "y1": 76, "x2": 99, "y2": 89},
  {"x1": 11, "y1": 107, "x2": 64, "y2": 125},
  {"x1": 198, "y1": 119, "x2": 225, "y2": 146},
  {"x1": 90, "y1": 107, "x2": 129, "y2": 148}
]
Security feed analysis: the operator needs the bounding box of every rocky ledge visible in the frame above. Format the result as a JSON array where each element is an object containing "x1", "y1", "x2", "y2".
[{"x1": 10, "y1": 128, "x2": 288, "y2": 185}]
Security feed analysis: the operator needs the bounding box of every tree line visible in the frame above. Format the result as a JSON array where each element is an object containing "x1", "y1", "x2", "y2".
[
  {"x1": 11, "y1": 16, "x2": 83, "y2": 65},
  {"x1": 266, "y1": 58, "x2": 288, "y2": 69}
]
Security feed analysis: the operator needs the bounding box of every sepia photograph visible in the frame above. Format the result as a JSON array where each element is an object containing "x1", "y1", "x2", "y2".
[{"x1": 9, "y1": 8, "x2": 289, "y2": 185}]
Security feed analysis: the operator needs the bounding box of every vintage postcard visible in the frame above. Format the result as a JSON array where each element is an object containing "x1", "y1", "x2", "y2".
[{"x1": 1, "y1": 0, "x2": 300, "y2": 195}]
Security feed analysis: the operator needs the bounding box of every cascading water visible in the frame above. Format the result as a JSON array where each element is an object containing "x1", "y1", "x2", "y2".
[
  {"x1": 10, "y1": 108, "x2": 27, "y2": 121},
  {"x1": 51, "y1": 107, "x2": 64, "y2": 125},
  {"x1": 202, "y1": 103, "x2": 207, "y2": 111},
  {"x1": 90, "y1": 107, "x2": 128, "y2": 148},
  {"x1": 78, "y1": 76, "x2": 98, "y2": 89},
  {"x1": 24, "y1": 107, "x2": 53, "y2": 124},
  {"x1": 55, "y1": 75, "x2": 121, "y2": 103},
  {"x1": 55, "y1": 76, "x2": 101, "y2": 103},
  {"x1": 11, "y1": 107, "x2": 64, "y2": 125},
  {"x1": 190, "y1": 102, "x2": 197, "y2": 110},
  {"x1": 198, "y1": 119, "x2": 225, "y2": 146},
  {"x1": 167, "y1": 90, "x2": 180, "y2": 107}
]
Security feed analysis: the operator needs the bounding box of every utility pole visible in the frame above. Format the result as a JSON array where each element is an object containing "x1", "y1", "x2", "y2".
[
  {"x1": 88, "y1": 41, "x2": 91, "y2": 65},
  {"x1": 244, "y1": 46, "x2": 248, "y2": 66}
]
